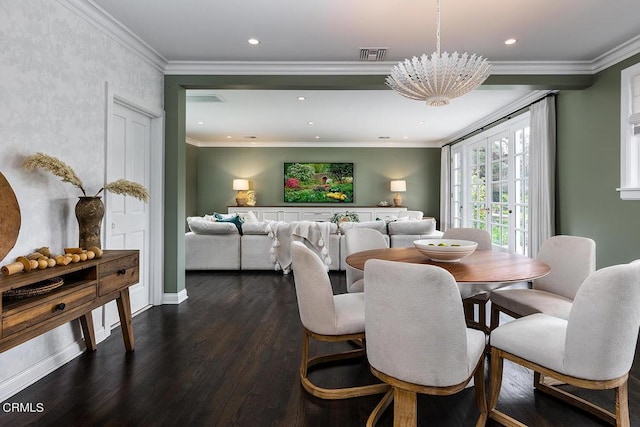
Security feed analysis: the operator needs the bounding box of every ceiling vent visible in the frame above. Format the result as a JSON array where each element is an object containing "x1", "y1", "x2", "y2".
[
  {"x1": 186, "y1": 94, "x2": 225, "y2": 103},
  {"x1": 359, "y1": 48, "x2": 387, "y2": 61}
]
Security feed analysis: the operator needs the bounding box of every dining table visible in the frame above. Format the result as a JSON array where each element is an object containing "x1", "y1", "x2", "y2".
[{"x1": 345, "y1": 247, "x2": 550, "y2": 297}]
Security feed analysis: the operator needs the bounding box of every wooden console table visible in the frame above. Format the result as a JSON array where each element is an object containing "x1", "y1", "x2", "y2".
[{"x1": 0, "y1": 250, "x2": 139, "y2": 353}]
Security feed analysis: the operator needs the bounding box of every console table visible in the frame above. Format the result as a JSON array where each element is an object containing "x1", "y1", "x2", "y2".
[
  {"x1": 0, "y1": 250, "x2": 139, "y2": 353},
  {"x1": 228, "y1": 206, "x2": 408, "y2": 222}
]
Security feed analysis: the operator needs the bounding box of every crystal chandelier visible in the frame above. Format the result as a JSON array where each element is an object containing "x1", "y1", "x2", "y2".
[{"x1": 386, "y1": 0, "x2": 491, "y2": 107}]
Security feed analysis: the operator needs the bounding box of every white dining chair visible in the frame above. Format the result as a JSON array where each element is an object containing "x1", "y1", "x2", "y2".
[
  {"x1": 489, "y1": 235, "x2": 595, "y2": 330},
  {"x1": 488, "y1": 262, "x2": 640, "y2": 426},
  {"x1": 443, "y1": 227, "x2": 493, "y2": 333},
  {"x1": 290, "y1": 241, "x2": 389, "y2": 400},
  {"x1": 344, "y1": 228, "x2": 388, "y2": 293},
  {"x1": 364, "y1": 259, "x2": 487, "y2": 426}
]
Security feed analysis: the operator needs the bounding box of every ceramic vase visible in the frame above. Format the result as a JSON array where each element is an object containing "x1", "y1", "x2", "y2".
[{"x1": 75, "y1": 196, "x2": 104, "y2": 249}]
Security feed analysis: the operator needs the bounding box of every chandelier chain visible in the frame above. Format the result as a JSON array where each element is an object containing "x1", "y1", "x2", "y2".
[{"x1": 436, "y1": 0, "x2": 441, "y2": 55}]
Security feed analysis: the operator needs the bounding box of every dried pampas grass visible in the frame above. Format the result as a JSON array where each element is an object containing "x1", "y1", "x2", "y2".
[
  {"x1": 23, "y1": 152, "x2": 149, "y2": 202},
  {"x1": 23, "y1": 152, "x2": 87, "y2": 196},
  {"x1": 101, "y1": 179, "x2": 149, "y2": 202}
]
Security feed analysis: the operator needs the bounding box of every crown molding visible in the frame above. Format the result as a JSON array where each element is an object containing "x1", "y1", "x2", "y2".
[
  {"x1": 592, "y1": 34, "x2": 640, "y2": 73},
  {"x1": 58, "y1": 0, "x2": 167, "y2": 72},
  {"x1": 185, "y1": 137, "x2": 441, "y2": 149},
  {"x1": 165, "y1": 60, "x2": 599, "y2": 76}
]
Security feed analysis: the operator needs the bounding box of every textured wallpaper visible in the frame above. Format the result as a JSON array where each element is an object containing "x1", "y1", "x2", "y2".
[{"x1": 0, "y1": 0, "x2": 163, "y2": 395}]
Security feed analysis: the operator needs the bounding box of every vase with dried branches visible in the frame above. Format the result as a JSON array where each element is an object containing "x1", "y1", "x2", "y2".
[{"x1": 23, "y1": 152, "x2": 150, "y2": 249}]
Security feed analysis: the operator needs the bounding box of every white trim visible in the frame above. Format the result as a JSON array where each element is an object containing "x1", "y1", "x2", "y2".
[
  {"x1": 185, "y1": 138, "x2": 441, "y2": 149},
  {"x1": 617, "y1": 188, "x2": 640, "y2": 199},
  {"x1": 164, "y1": 60, "x2": 599, "y2": 76},
  {"x1": 58, "y1": 0, "x2": 167, "y2": 72},
  {"x1": 0, "y1": 339, "x2": 84, "y2": 403},
  {"x1": 620, "y1": 62, "x2": 640, "y2": 200},
  {"x1": 161, "y1": 289, "x2": 189, "y2": 305},
  {"x1": 593, "y1": 34, "x2": 640, "y2": 74}
]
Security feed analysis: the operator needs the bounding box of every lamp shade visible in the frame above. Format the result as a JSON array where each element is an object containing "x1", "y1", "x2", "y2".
[
  {"x1": 390, "y1": 180, "x2": 406, "y2": 192},
  {"x1": 232, "y1": 179, "x2": 249, "y2": 191}
]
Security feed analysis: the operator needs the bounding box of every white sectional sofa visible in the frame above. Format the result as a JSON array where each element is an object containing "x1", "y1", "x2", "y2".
[{"x1": 184, "y1": 213, "x2": 442, "y2": 272}]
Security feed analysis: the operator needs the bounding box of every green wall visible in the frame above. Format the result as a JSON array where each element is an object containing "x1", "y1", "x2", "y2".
[
  {"x1": 193, "y1": 147, "x2": 441, "y2": 221},
  {"x1": 556, "y1": 53, "x2": 640, "y2": 268},
  {"x1": 185, "y1": 143, "x2": 199, "y2": 229}
]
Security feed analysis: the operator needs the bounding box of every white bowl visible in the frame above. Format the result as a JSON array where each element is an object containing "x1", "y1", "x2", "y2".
[{"x1": 413, "y1": 239, "x2": 478, "y2": 262}]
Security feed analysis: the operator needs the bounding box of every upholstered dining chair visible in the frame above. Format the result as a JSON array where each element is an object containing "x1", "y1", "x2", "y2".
[
  {"x1": 442, "y1": 227, "x2": 493, "y2": 333},
  {"x1": 290, "y1": 241, "x2": 389, "y2": 400},
  {"x1": 489, "y1": 235, "x2": 596, "y2": 330},
  {"x1": 488, "y1": 262, "x2": 640, "y2": 426},
  {"x1": 364, "y1": 259, "x2": 487, "y2": 426},
  {"x1": 344, "y1": 228, "x2": 388, "y2": 293}
]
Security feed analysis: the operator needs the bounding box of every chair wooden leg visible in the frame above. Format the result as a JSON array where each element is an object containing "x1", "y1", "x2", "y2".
[
  {"x1": 299, "y1": 329, "x2": 390, "y2": 400},
  {"x1": 394, "y1": 388, "x2": 417, "y2": 426},
  {"x1": 489, "y1": 305, "x2": 501, "y2": 331},
  {"x1": 488, "y1": 347, "x2": 503, "y2": 414},
  {"x1": 473, "y1": 357, "x2": 488, "y2": 427},
  {"x1": 616, "y1": 381, "x2": 630, "y2": 427},
  {"x1": 366, "y1": 389, "x2": 394, "y2": 427},
  {"x1": 464, "y1": 301, "x2": 475, "y2": 322},
  {"x1": 478, "y1": 301, "x2": 487, "y2": 333}
]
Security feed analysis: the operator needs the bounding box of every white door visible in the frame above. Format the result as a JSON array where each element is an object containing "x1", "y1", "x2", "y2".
[
  {"x1": 106, "y1": 102, "x2": 151, "y2": 315},
  {"x1": 449, "y1": 114, "x2": 531, "y2": 255}
]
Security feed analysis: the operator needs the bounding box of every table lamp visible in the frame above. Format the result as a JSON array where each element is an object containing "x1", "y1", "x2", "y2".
[
  {"x1": 390, "y1": 180, "x2": 406, "y2": 207},
  {"x1": 233, "y1": 179, "x2": 250, "y2": 206}
]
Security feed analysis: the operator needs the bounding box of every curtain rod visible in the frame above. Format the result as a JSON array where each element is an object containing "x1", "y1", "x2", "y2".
[{"x1": 443, "y1": 92, "x2": 557, "y2": 148}]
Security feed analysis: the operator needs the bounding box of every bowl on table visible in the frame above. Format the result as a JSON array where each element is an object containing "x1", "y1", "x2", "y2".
[{"x1": 413, "y1": 239, "x2": 478, "y2": 262}]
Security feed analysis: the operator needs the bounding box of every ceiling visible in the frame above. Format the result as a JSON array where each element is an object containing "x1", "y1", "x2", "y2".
[{"x1": 93, "y1": 0, "x2": 640, "y2": 146}]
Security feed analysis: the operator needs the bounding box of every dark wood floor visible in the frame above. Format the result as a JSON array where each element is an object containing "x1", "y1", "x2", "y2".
[{"x1": 2, "y1": 270, "x2": 639, "y2": 426}]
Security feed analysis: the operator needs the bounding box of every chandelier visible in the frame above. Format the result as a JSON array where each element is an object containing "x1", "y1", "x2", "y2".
[{"x1": 386, "y1": 0, "x2": 491, "y2": 107}]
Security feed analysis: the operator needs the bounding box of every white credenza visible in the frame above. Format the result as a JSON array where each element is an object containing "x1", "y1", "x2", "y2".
[{"x1": 228, "y1": 206, "x2": 408, "y2": 222}]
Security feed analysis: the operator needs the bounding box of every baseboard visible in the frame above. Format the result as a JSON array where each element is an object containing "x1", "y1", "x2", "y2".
[
  {"x1": 0, "y1": 339, "x2": 85, "y2": 403},
  {"x1": 161, "y1": 289, "x2": 188, "y2": 305}
]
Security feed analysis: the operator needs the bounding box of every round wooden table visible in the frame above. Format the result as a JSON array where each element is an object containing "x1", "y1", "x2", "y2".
[{"x1": 346, "y1": 247, "x2": 550, "y2": 284}]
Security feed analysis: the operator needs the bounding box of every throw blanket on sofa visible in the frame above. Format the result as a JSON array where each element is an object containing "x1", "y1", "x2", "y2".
[{"x1": 265, "y1": 220, "x2": 332, "y2": 273}]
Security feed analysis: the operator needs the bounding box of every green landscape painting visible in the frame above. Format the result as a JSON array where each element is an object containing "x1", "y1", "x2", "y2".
[{"x1": 284, "y1": 162, "x2": 354, "y2": 203}]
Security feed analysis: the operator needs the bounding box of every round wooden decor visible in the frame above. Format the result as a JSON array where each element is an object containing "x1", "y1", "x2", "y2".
[{"x1": 0, "y1": 172, "x2": 21, "y2": 262}]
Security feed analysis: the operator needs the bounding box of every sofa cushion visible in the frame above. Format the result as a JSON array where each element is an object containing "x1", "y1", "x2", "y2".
[
  {"x1": 242, "y1": 221, "x2": 269, "y2": 235},
  {"x1": 188, "y1": 219, "x2": 239, "y2": 235},
  {"x1": 388, "y1": 219, "x2": 435, "y2": 235},
  {"x1": 339, "y1": 220, "x2": 387, "y2": 235}
]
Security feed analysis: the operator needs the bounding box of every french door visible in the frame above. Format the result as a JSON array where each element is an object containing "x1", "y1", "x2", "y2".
[{"x1": 449, "y1": 114, "x2": 530, "y2": 255}]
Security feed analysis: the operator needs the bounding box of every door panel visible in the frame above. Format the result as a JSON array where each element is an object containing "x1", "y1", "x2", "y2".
[{"x1": 106, "y1": 103, "x2": 151, "y2": 316}]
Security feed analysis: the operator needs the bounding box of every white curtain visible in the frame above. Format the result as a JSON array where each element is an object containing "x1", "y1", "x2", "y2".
[
  {"x1": 440, "y1": 145, "x2": 451, "y2": 232},
  {"x1": 529, "y1": 96, "x2": 556, "y2": 256}
]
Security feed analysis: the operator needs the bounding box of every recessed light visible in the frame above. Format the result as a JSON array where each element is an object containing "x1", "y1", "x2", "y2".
[
  {"x1": 307, "y1": 121, "x2": 314, "y2": 125},
  {"x1": 197, "y1": 121, "x2": 204, "y2": 125},
  {"x1": 315, "y1": 136, "x2": 320, "y2": 139},
  {"x1": 504, "y1": 38, "x2": 517, "y2": 45},
  {"x1": 403, "y1": 136, "x2": 408, "y2": 139},
  {"x1": 297, "y1": 96, "x2": 306, "y2": 101},
  {"x1": 226, "y1": 135, "x2": 232, "y2": 139},
  {"x1": 248, "y1": 38, "x2": 260, "y2": 45},
  {"x1": 419, "y1": 121, "x2": 425, "y2": 125}
]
